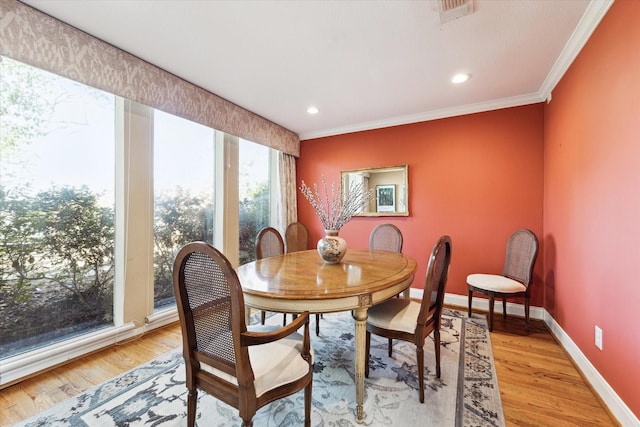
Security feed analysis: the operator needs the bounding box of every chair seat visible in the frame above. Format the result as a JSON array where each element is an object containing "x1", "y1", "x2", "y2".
[
  {"x1": 201, "y1": 332, "x2": 313, "y2": 398},
  {"x1": 466, "y1": 273, "x2": 526, "y2": 293},
  {"x1": 368, "y1": 298, "x2": 427, "y2": 334}
]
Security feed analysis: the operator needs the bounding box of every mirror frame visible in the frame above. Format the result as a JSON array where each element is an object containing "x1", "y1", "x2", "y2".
[{"x1": 341, "y1": 164, "x2": 409, "y2": 217}]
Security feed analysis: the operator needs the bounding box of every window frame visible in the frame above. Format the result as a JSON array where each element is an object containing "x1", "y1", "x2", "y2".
[{"x1": 1, "y1": 81, "x2": 281, "y2": 385}]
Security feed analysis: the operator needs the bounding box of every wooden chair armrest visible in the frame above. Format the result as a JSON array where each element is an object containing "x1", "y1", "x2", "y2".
[{"x1": 241, "y1": 311, "x2": 310, "y2": 346}]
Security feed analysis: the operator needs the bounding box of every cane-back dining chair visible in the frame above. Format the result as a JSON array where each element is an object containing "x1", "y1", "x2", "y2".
[
  {"x1": 285, "y1": 222, "x2": 309, "y2": 253},
  {"x1": 467, "y1": 229, "x2": 538, "y2": 332},
  {"x1": 283, "y1": 222, "x2": 322, "y2": 334},
  {"x1": 173, "y1": 242, "x2": 313, "y2": 427},
  {"x1": 256, "y1": 226, "x2": 285, "y2": 260},
  {"x1": 255, "y1": 227, "x2": 285, "y2": 325},
  {"x1": 369, "y1": 223, "x2": 403, "y2": 253},
  {"x1": 369, "y1": 223, "x2": 405, "y2": 352},
  {"x1": 365, "y1": 235, "x2": 452, "y2": 403}
]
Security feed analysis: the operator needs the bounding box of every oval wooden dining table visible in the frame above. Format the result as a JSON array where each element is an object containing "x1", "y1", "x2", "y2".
[{"x1": 236, "y1": 248, "x2": 417, "y2": 423}]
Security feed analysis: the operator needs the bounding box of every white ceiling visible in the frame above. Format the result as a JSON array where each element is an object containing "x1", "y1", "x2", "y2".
[{"x1": 22, "y1": 0, "x2": 612, "y2": 140}]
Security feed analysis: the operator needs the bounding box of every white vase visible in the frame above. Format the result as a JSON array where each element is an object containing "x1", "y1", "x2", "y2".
[{"x1": 317, "y1": 229, "x2": 347, "y2": 264}]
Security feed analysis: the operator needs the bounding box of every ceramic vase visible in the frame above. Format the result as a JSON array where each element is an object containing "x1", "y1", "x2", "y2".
[{"x1": 317, "y1": 229, "x2": 347, "y2": 264}]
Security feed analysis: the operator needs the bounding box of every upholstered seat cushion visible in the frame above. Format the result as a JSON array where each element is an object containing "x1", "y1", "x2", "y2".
[
  {"x1": 201, "y1": 332, "x2": 312, "y2": 398},
  {"x1": 367, "y1": 298, "x2": 425, "y2": 334},
  {"x1": 466, "y1": 273, "x2": 526, "y2": 293}
]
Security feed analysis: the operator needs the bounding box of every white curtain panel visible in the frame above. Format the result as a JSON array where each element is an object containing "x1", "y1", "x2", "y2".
[{"x1": 278, "y1": 152, "x2": 298, "y2": 234}]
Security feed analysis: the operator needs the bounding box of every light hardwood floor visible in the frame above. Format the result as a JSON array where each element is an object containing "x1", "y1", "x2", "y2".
[
  {"x1": 0, "y1": 307, "x2": 619, "y2": 426},
  {"x1": 486, "y1": 310, "x2": 618, "y2": 427}
]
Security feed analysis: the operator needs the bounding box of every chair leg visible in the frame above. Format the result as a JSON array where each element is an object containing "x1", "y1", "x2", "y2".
[
  {"x1": 187, "y1": 389, "x2": 197, "y2": 427},
  {"x1": 260, "y1": 311, "x2": 266, "y2": 325},
  {"x1": 315, "y1": 313, "x2": 320, "y2": 336},
  {"x1": 525, "y1": 297, "x2": 530, "y2": 330},
  {"x1": 283, "y1": 313, "x2": 287, "y2": 326},
  {"x1": 417, "y1": 346, "x2": 425, "y2": 403},
  {"x1": 388, "y1": 338, "x2": 393, "y2": 357},
  {"x1": 502, "y1": 298, "x2": 507, "y2": 319},
  {"x1": 365, "y1": 331, "x2": 371, "y2": 378},
  {"x1": 434, "y1": 329, "x2": 441, "y2": 379},
  {"x1": 304, "y1": 376, "x2": 312, "y2": 427},
  {"x1": 468, "y1": 289, "x2": 473, "y2": 317},
  {"x1": 488, "y1": 295, "x2": 495, "y2": 332}
]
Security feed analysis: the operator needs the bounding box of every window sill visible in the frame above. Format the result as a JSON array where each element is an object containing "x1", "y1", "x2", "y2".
[{"x1": 1, "y1": 322, "x2": 136, "y2": 387}]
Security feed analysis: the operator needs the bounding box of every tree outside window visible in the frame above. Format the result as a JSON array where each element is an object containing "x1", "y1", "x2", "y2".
[{"x1": 0, "y1": 57, "x2": 115, "y2": 357}]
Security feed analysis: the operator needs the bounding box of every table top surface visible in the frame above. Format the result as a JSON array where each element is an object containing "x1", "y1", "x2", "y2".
[{"x1": 236, "y1": 249, "x2": 417, "y2": 300}]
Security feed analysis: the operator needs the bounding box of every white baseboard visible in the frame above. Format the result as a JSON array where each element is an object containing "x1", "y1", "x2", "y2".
[
  {"x1": 443, "y1": 291, "x2": 547, "y2": 319},
  {"x1": 543, "y1": 312, "x2": 639, "y2": 426},
  {"x1": 409, "y1": 289, "x2": 638, "y2": 426}
]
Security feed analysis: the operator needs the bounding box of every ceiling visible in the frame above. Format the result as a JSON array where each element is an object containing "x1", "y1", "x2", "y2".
[{"x1": 22, "y1": 0, "x2": 612, "y2": 141}]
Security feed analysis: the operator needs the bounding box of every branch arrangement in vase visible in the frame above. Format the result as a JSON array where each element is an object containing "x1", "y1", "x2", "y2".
[{"x1": 300, "y1": 176, "x2": 374, "y2": 231}]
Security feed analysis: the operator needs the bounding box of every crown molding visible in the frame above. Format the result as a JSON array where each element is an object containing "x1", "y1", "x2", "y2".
[
  {"x1": 538, "y1": 0, "x2": 613, "y2": 102},
  {"x1": 300, "y1": 92, "x2": 544, "y2": 141},
  {"x1": 300, "y1": 0, "x2": 615, "y2": 142}
]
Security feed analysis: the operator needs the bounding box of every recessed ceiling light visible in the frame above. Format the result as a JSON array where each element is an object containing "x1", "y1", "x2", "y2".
[
  {"x1": 307, "y1": 106, "x2": 319, "y2": 115},
  {"x1": 451, "y1": 73, "x2": 470, "y2": 84}
]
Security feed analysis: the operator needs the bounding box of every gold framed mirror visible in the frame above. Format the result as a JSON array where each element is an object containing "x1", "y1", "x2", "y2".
[{"x1": 341, "y1": 164, "x2": 408, "y2": 217}]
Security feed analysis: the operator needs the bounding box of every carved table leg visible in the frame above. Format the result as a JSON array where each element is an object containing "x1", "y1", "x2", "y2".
[{"x1": 352, "y1": 306, "x2": 368, "y2": 424}]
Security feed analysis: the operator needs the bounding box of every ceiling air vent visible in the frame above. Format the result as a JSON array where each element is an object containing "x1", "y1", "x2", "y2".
[{"x1": 435, "y1": 0, "x2": 475, "y2": 24}]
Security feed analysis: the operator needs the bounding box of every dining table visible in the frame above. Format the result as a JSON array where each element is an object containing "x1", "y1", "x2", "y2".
[{"x1": 235, "y1": 248, "x2": 417, "y2": 423}]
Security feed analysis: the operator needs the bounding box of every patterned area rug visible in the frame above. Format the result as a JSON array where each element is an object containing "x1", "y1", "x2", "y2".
[{"x1": 15, "y1": 309, "x2": 504, "y2": 427}]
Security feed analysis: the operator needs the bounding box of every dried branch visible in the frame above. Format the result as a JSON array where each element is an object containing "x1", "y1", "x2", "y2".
[{"x1": 300, "y1": 176, "x2": 374, "y2": 230}]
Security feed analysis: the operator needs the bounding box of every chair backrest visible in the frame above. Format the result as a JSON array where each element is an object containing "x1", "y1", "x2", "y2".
[
  {"x1": 172, "y1": 242, "x2": 251, "y2": 384},
  {"x1": 255, "y1": 226, "x2": 285, "y2": 260},
  {"x1": 369, "y1": 223, "x2": 403, "y2": 253},
  {"x1": 502, "y1": 229, "x2": 538, "y2": 287},
  {"x1": 417, "y1": 235, "x2": 452, "y2": 327},
  {"x1": 285, "y1": 222, "x2": 309, "y2": 253}
]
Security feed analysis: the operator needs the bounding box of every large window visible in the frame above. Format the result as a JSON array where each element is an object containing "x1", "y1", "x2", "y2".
[
  {"x1": 153, "y1": 111, "x2": 216, "y2": 309},
  {"x1": 0, "y1": 56, "x2": 281, "y2": 382},
  {"x1": 0, "y1": 57, "x2": 116, "y2": 357},
  {"x1": 238, "y1": 139, "x2": 273, "y2": 265}
]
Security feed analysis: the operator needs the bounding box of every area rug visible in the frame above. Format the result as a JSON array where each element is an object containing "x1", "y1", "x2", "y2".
[{"x1": 14, "y1": 309, "x2": 504, "y2": 427}]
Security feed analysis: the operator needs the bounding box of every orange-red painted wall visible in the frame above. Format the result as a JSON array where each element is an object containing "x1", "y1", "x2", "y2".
[
  {"x1": 298, "y1": 1, "x2": 640, "y2": 418},
  {"x1": 544, "y1": 0, "x2": 640, "y2": 417},
  {"x1": 298, "y1": 104, "x2": 544, "y2": 304}
]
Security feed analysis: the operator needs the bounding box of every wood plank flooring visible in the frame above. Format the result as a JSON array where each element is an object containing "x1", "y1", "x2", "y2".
[
  {"x1": 0, "y1": 308, "x2": 619, "y2": 426},
  {"x1": 486, "y1": 311, "x2": 618, "y2": 427},
  {"x1": 0, "y1": 325, "x2": 182, "y2": 425}
]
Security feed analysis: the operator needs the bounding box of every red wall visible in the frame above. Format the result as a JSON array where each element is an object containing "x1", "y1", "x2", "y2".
[
  {"x1": 296, "y1": 0, "x2": 640, "y2": 419},
  {"x1": 298, "y1": 104, "x2": 544, "y2": 304},
  {"x1": 544, "y1": 0, "x2": 640, "y2": 417}
]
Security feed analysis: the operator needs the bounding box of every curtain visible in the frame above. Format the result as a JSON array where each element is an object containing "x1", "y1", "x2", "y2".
[{"x1": 278, "y1": 152, "x2": 298, "y2": 234}]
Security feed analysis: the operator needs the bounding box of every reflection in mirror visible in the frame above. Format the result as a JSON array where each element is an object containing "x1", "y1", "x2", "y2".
[{"x1": 341, "y1": 164, "x2": 408, "y2": 217}]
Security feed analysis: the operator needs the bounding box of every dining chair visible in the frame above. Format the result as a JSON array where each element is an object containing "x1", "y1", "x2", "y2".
[
  {"x1": 255, "y1": 226, "x2": 285, "y2": 260},
  {"x1": 467, "y1": 229, "x2": 538, "y2": 332},
  {"x1": 369, "y1": 223, "x2": 403, "y2": 253},
  {"x1": 369, "y1": 223, "x2": 404, "y2": 353},
  {"x1": 284, "y1": 222, "x2": 322, "y2": 335},
  {"x1": 365, "y1": 235, "x2": 452, "y2": 403},
  {"x1": 285, "y1": 222, "x2": 309, "y2": 253},
  {"x1": 255, "y1": 226, "x2": 285, "y2": 325},
  {"x1": 172, "y1": 241, "x2": 313, "y2": 427}
]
